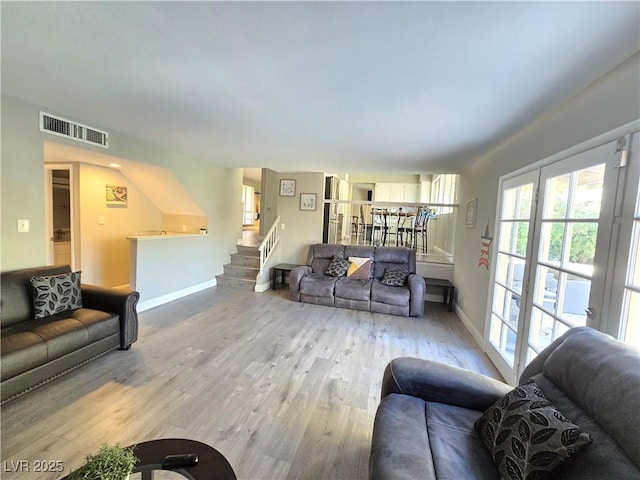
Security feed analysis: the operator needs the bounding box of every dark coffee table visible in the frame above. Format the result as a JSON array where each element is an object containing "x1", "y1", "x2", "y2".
[{"x1": 131, "y1": 438, "x2": 236, "y2": 480}]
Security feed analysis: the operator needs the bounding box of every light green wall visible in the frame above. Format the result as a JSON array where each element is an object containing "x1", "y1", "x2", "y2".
[
  {"x1": 454, "y1": 53, "x2": 640, "y2": 339},
  {"x1": 1, "y1": 96, "x2": 48, "y2": 270},
  {"x1": 1, "y1": 95, "x2": 242, "y2": 285},
  {"x1": 277, "y1": 172, "x2": 325, "y2": 264}
]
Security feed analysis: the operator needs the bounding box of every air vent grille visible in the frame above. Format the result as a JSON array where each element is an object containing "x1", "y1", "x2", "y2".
[{"x1": 40, "y1": 112, "x2": 109, "y2": 148}]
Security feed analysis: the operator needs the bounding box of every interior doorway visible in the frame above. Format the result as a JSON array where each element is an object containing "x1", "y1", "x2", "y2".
[{"x1": 45, "y1": 164, "x2": 77, "y2": 269}]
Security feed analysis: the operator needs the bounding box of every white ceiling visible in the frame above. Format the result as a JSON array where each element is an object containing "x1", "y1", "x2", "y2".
[{"x1": 2, "y1": 2, "x2": 638, "y2": 174}]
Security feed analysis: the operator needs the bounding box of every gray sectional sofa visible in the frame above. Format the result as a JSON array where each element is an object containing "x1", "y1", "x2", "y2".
[
  {"x1": 370, "y1": 326, "x2": 640, "y2": 479},
  {"x1": 1, "y1": 265, "x2": 139, "y2": 404},
  {"x1": 289, "y1": 244, "x2": 425, "y2": 317}
]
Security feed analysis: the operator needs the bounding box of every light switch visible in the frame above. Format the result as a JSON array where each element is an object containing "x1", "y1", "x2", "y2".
[
  {"x1": 17, "y1": 219, "x2": 30, "y2": 232},
  {"x1": 281, "y1": 223, "x2": 286, "y2": 230},
  {"x1": 98, "y1": 216, "x2": 105, "y2": 225}
]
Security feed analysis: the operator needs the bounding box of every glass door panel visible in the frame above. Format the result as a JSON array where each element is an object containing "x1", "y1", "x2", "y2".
[
  {"x1": 487, "y1": 173, "x2": 537, "y2": 379},
  {"x1": 487, "y1": 139, "x2": 620, "y2": 383},
  {"x1": 525, "y1": 142, "x2": 617, "y2": 367},
  {"x1": 621, "y1": 177, "x2": 640, "y2": 346}
]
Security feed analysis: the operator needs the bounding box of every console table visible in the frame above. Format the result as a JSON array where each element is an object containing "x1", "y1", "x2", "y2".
[{"x1": 424, "y1": 277, "x2": 455, "y2": 312}]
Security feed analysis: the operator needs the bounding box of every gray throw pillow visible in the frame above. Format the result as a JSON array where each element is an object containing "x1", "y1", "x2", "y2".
[
  {"x1": 475, "y1": 380, "x2": 592, "y2": 480},
  {"x1": 381, "y1": 269, "x2": 408, "y2": 287},
  {"x1": 324, "y1": 256, "x2": 350, "y2": 277},
  {"x1": 30, "y1": 271, "x2": 82, "y2": 319}
]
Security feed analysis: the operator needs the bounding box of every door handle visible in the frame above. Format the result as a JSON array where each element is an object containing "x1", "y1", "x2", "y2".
[{"x1": 585, "y1": 307, "x2": 596, "y2": 318}]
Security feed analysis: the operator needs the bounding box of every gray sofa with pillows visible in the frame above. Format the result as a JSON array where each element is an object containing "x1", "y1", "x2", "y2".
[
  {"x1": 1, "y1": 265, "x2": 139, "y2": 404},
  {"x1": 289, "y1": 244, "x2": 425, "y2": 317},
  {"x1": 370, "y1": 326, "x2": 640, "y2": 479}
]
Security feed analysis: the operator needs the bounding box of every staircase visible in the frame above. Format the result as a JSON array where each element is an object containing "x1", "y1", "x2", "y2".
[{"x1": 216, "y1": 244, "x2": 260, "y2": 290}]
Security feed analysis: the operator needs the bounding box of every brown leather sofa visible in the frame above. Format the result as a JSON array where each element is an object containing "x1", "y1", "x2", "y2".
[{"x1": 1, "y1": 265, "x2": 139, "y2": 404}]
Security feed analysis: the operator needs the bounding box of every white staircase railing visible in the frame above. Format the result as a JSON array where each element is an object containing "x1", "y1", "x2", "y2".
[{"x1": 258, "y1": 216, "x2": 280, "y2": 275}]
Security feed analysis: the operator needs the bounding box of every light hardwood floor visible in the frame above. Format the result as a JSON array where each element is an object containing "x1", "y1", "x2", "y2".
[{"x1": 1, "y1": 288, "x2": 501, "y2": 480}]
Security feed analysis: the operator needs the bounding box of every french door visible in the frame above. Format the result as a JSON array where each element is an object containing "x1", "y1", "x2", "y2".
[{"x1": 486, "y1": 140, "x2": 621, "y2": 384}]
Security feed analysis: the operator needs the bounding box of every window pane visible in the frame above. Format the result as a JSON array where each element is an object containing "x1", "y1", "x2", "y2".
[
  {"x1": 504, "y1": 327, "x2": 516, "y2": 366},
  {"x1": 502, "y1": 188, "x2": 517, "y2": 220},
  {"x1": 492, "y1": 284, "x2": 508, "y2": 319},
  {"x1": 517, "y1": 184, "x2": 533, "y2": 219},
  {"x1": 515, "y1": 222, "x2": 529, "y2": 256},
  {"x1": 499, "y1": 222, "x2": 515, "y2": 252},
  {"x1": 496, "y1": 253, "x2": 509, "y2": 286},
  {"x1": 572, "y1": 165, "x2": 605, "y2": 219},
  {"x1": 544, "y1": 174, "x2": 570, "y2": 219},
  {"x1": 508, "y1": 293, "x2": 520, "y2": 330},
  {"x1": 623, "y1": 291, "x2": 639, "y2": 347},
  {"x1": 533, "y1": 265, "x2": 558, "y2": 313},
  {"x1": 529, "y1": 307, "x2": 554, "y2": 352},
  {"x1": 490, "y1": 314, "x2": 502, "y2": 347},
  {"x1": 559, "y1": 275, "x2": 590, "y2": 326},
  {"x1": 539, "y1": 222, "x2": 564, "y2": 264},
  {"x1": 567, "y1": 222, "x2": 598, "y2": 266},
  {"x1": 510, "y1": 259, "x2": 525, "y2": 295},
  {"x1": 631, "y1": 223, "x2": 640, "y2": 287}
]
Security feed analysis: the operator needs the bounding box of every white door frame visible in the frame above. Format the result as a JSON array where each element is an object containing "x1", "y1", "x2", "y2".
[{"x1": 45, "y1": 163, "x2": 77, "y2": 269}]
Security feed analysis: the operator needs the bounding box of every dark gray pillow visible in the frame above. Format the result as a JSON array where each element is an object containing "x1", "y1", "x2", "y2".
[
  {"x1": 381, "y1": 269, "x2": 408, "y2": 287},
  {"x1": 475, "y1": 380, "x2": 592, "y2": 480},
  {"x1": 30, "y1": 271, "x2": 82, "y2": 319},
  {"x1": 324, "y1": 256, "x2": 350, "y2": 277}
]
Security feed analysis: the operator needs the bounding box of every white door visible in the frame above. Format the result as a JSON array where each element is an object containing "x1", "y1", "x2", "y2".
[
  {"x1": 486, "y1": 171, "x2": 538, "y2": 383},
  {"x1": 487, "y1": 140, "x2": 621, "y2": 383}
]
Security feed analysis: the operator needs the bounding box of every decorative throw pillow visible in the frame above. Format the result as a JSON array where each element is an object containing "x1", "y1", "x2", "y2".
[
  {"x1": 380, "y1": 269, "x2": 408, "y2": 287},
  {"x1": 347, "y1": 257, "x2": 372, "y2": 279},
  {"x1": 324, "y1": 256, "x2": 350, "y2": 277},
  {"x1": 30, "y1": 271, "x2": 82, "y2": 319},
  {"x1": 475, "y1": 380, "x2": 592, "y2": 480}
]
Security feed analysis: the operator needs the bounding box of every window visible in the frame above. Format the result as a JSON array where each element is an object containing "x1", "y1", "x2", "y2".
[
  {"x1": 486, "y1": 133, "x2": 637, "y2": 384},
  {"x1": 242, "y1": 185, "x2": 255, "y2": 225},
  {"x1": 621, "y1": 179, "x2": 640, "y2": 346},
  {"x1": 431, "y1": 174, "x2": 458, "y2": 214}
]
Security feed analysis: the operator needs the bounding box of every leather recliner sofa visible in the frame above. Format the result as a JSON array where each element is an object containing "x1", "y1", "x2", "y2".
[
  {"x1": 289, "y1": 244, "x2": 425, "y2": 317},
  {"x1": 1, "y1": 265, "x2": 139, "y2": 404},
  {"x1": 370, "y1": 327, "x2": 640, "y2": 479}
]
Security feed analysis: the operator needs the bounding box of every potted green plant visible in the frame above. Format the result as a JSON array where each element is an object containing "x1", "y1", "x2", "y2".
[{"x1": 69, "y1": 443, "x2": 137, "y2": 480}]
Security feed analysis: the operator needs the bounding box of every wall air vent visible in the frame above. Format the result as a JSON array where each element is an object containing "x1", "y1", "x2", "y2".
[{"x1": 40, "y1": 112, "x2": 109, "y2": 148}]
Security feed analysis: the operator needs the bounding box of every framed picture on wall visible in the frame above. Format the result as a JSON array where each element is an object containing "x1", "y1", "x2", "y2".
[
  {"x1": 280, "y1": 179, "x2": 296, "y2": 196},
  {"x1": 300, "y1": 193, "x2": 317, "y2": 211},
  {"x1": 106, "y1": 185, "x2": 128, "y2": 206}
]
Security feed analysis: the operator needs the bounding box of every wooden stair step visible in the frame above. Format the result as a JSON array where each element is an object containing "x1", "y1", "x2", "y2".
[{"x1": 215, "y1": 275, "x2": 256, "y2": 291}]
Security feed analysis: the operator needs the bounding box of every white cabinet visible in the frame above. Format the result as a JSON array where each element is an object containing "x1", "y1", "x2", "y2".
[{"x1": 373, "y1": 183, "x2": 419, "y2": 203}]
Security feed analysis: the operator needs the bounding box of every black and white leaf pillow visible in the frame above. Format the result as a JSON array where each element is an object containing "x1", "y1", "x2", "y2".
[
  {"x1": 380, "y1": 269, "x2": 408, "y2": 287},
  {"x1": 30, "y1": 271, "x2": 82, "y2": 319},
  {"x1": 324, "y1": 256, "x2": 350, "y2": 277},
  {"x1": 475, "y1": 380, "x2": 592, "y2": 480}
]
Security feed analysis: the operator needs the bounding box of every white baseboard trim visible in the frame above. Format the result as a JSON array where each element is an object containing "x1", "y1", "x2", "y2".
[
  {"x1": 254, "y1": 280, "x2": 271, "y2": 292},
  {"x1": 455, "y1": 304, "x2": 485, "y2": 350},
  {"x1": 137, "y1": 279, "x2": 217, "y2": 312}
]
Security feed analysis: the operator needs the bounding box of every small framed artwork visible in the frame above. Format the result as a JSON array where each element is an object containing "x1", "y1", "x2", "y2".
[
  {"x1": 300, "y1": 193, "x2": 317, "y2": 211},
  {"x1": 280, "y1": 179, "x2": 296, "y2": 196},
  {"x1": 466, "y1": 198, "x2": 478, "y2": 228},
  {"x1": 106, "y1": 185, "x2": 128, "y2": 206}
]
